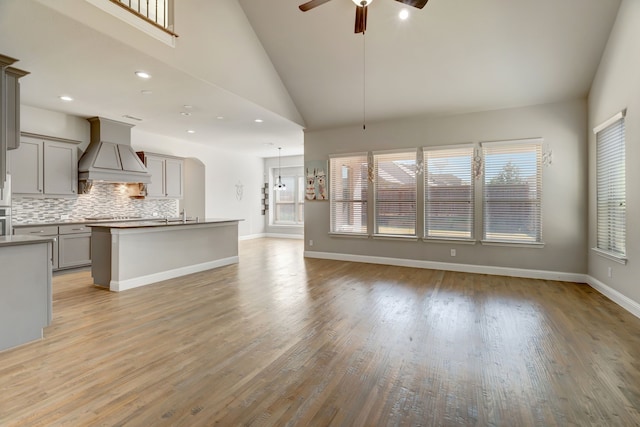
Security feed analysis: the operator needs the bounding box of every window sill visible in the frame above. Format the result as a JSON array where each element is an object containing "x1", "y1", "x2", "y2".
[
  {"x1": 329, "y1": 232, "x2": 369, "y2": 239},
  {"x1": 592, "y1": 248, "x2": 627, "y2": 265},
  {"x1": 272, "y1": 223, "x2": 304, "y2": 228},
  {"x1": 423, "y1": 238, "x2": 477, "y2": 245},
  {"x1": 480, "y1": 240, "x2": 545, "y2": 248},
  {"x1": 373, "y1": 234, "x2": 418, "y2": 242}
]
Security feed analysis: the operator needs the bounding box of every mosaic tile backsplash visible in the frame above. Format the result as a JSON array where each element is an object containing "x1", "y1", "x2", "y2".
[{"x1": 12, "y1": 183, "x2": 178, "y2": 224}]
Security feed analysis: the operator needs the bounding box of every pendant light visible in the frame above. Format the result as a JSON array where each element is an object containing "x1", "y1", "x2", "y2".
[{"x1": 274, "y1": 147, "x2": 286, "y2": 191}]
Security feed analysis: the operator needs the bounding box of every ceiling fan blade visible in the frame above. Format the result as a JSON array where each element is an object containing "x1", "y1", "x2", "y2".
[
  {"x1": 394, "y1": 0, "x2": 429, "y2": 9},
  {"x1": 299, "y1": 0, "x2": 333, "y2": 12},
  {"x1": 354, "y1": 5, "x2": 368, "y2": 34}
]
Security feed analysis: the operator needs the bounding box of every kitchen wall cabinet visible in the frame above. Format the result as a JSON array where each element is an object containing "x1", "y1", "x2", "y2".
[
  {"x1": 13, "y1": 225, "x2": 59, "y2": 270},
  {"x1": 11, "y1": 134, "x2": 80, "y2": 196},
  {"x1": 58, "y1": 224, "x2": 91, "y2": 269},
  {"x1": 1, "y1": 53, "x2": 27, "y2": 191},
  {"x1": 137, "y1": 152, "x2": 183, "y2": 199}
]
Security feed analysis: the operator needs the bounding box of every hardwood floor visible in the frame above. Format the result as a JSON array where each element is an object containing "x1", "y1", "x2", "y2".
[{"x1": 1, "y1": 238, "x2": 640, "y2": 426}]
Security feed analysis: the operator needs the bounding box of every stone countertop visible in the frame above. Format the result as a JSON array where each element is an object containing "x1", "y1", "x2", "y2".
[
  {"x1": 12, "y1": 218, "x2": 160, "y2": 228},
  {"x1": 0, "y1": 235, "x2": 55, "y2": 247},
  {"x1": 88, "y1": 218, "x2": 242, "y2": 230}
]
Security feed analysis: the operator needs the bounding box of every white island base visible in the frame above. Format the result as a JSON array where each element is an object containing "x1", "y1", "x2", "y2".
[{"x1": 90, "y1": 220, "x2": 240, "y2": 292}]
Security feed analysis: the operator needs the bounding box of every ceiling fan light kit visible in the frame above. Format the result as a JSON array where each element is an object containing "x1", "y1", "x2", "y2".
[{"x1": 299, "y1": 0, "x2": 429, "y2": 34}]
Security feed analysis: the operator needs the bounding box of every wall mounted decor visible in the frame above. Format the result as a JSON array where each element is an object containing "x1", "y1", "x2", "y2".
[{"x1": 304, "y1": 160, "x2": 329, "y2": 200}]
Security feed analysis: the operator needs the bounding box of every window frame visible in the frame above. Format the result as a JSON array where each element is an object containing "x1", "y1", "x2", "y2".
[
  {"x1": 372, "y1": 149, "x2": 418, "y2": 238},
  {"x1": 480, "y1": 138, "x2": 544, "y2": 246},
  {"x1": 272, "y1": 167, "x2": 304, "y2": 226},
  {"x1": 593, "y1": 110, "x2": 627, "y2": 263},
  {"x1": 329, "y1": 153, "x2": 369, "y2": 236},
  {"x1": 423, "y1": 144, "x2": 476, "y2": 242}
]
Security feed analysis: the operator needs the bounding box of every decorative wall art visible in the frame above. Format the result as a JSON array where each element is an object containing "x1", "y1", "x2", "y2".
[{"x1": 304, "y1": 160, "x2": 329, "y2": 201}]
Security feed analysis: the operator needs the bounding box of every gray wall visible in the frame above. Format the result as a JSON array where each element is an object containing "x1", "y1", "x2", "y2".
[
  {"x1": 305, "y1": 98, "x2": 588, "y2": 275},
  {"x1": 588, "y1": 0, "x2": 640, "y2": 301}
]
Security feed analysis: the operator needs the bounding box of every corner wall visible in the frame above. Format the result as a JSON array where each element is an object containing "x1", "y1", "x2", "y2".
[
  {"x1": 587, "y1": 0, "x2": 640, "y2": 309},
  {"x1": 304, "y1": 99, "x2": 588, "y2": 276}
]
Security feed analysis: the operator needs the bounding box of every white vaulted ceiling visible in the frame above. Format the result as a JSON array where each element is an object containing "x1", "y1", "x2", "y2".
[{"x1": 0, "y1": 0, "x2": 622, "y2": 157}]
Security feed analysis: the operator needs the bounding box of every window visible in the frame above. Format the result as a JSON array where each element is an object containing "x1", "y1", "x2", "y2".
[
  {"x1": 595, "y1": 112, "x2": 626, "y2": 258},
  {"x1": 273, "y1": 168, "x2": 304, "y2": 225},
  {"x1": 482, "y1": 140, "x2": 542, "y2": 243},
  {"x1": 424, "y1": 145, "x2": 475, "y2": 240},
  {"x1": 374, "y1": 150, "x2": 417, "y2": 236},
  {"x1": 330, "y1": 154, "x2": 368, "y2": 234}
]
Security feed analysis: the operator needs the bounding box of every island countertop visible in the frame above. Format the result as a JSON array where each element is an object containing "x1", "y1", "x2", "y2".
[
  {"x1": 87, "y1": 218, "x2": 242, "y2": 230},
  {"x1": 0, "y1": 234, "x2": 55, "y2": 248}
]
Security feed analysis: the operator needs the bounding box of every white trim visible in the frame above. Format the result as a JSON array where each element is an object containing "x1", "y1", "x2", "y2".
[
  {"x1": 329, "y1": 232, "x2": 369, "y2": 239},
  {"x1": 480, "y1": 137, "x2": 543, "y2": 147},
  {"x1": 591, "y1": 247, "x2": 627, "y2": 265},
  {"x1": 329, "y1": 152, "x2": 367, "y2": 159},
  {"x1": 110, "y1": 256, "x2": 238, "y2": 292},
  {"x1": 593, "y1": 109, "x2": 626, "y2": 134},
  {"x1": 372, "y1": 234, "x2": 418, "y2": 241},
  {"x1": 372, "y1": 148, "x2": 418, "y2": 156},
  {"x1": 303, "y1": 251, "x2": 586, "y2": 282},
  {"x1": 481, "y1": 240, "x2": 545, "y2": 248},
  {"x1": 239, "y1": 233, "x2": 266, "y2": 241},
  {"x1": 586, "y1": 275, "x2": 640, "y2": 320},
  {"x1": 423, "y1": 142, "x2": 476, "y2": 152},
  {"x1": 423, "y1": 237, "x2": 477, "y2": 245},
  {"x1": 265, "y1": 233, "x2": 304, "y2": 240}
]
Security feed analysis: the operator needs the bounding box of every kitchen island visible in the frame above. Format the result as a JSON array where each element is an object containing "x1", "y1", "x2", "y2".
[
  {"x1": 89, "y1": 219, "x2": 241, "y2": 292},
  {"x1": 0, "y1": 235, "x2": 53, "y2": 351}
]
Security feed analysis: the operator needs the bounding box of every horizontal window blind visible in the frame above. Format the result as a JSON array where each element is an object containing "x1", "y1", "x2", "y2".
[
  {"x1": 482, "y1": 141, "x2": 542, "y2": 243},
  {"x1": 330, "y1": 155, "x2": 368, "y2": 234},
  {"x1": 374, "y1": 151, "x2": 417, "y2": 236},
  {"x1": 596, "y1": 117, "x2": 626, "y2": 256},
  {"x1": 424, "y1": 146, "x2": 474, "y2": 239}
]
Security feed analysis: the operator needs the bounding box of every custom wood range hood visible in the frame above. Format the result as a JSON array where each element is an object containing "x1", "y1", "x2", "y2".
[{"x1": 77, "y1": 117, "x2": 151, "y2": 193}]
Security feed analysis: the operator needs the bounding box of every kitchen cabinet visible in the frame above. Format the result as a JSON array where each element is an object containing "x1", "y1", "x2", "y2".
[
  {"x1": 11, "y1": 134, "x2": 80, "y2": 196},
  {"x1": 13, "y1": 225, "x2": 59, "y2": 269},
  {"x1": 0, "y1": 53, "x2": 24, "y2": 191},
  {"x1": 58, "y1": 224, "x2": 91, "y2": 269},
  {"x1": 137, "y1": 152, "x2": 183, "y2": 199},
  {"x1": 14, "y1": 223, "x2": 93, "y2": 270}
]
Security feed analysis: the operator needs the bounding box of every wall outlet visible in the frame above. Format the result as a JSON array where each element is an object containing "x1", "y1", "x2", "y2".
[
  {"x1": 60, "y1": 214, "x2": 70, "y2": 220},
  {"x1": 309, "y1": 239, "x2": 314, "y2": 247},
  {"x1": 450, "y1": 249, "x2": 456, "y2": 257},
  {"x1": 608, "y1": 267, "x2": 613, "y2": 278}
]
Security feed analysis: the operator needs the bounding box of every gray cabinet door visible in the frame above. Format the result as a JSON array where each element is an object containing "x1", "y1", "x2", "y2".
[
  {"x1": 11, "y1": 138, "x2": 43, "y2": 194},
  {"x1": 44, "y1": 141, "x2": 77, "y2": 195},
  {"x1": 145, "y1": 155, "x2": 165, "y2": 197},
  {"x1": 165, "y1": 158, "x2": 183, "y2": 198},
  {"x1": 58, "y1": 233, "x2": 91, "y2": 269}
]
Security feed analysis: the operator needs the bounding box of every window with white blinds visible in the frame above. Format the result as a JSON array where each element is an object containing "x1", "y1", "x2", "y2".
[
  {"x1": 374, "y1": 150, "x2": 417, "y2": 236},
  {"x1": 330, "y1": 155, "x2": 368, "y2": 234},
  {"x1": 424, "y1": 145, "x2": 475, "y2": 240},
  {"x1": 482, "y1": 140, "x2": 542, "y2": 243},
  {"x1": 595, "y1": 114, "x2": 626, "y2": 257}
]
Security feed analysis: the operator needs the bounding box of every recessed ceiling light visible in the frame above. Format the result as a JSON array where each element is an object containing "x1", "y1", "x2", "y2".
[
  {"x1": 141, "y1": 90, "x2": 153, "y2": 95},
  {"x1": 135, "y1": 71, "x2": 151, "y2": 79},
  {"x1": 216, "y1": 116, "x2": 224, "y2": 120},
  {"x1": 187, "y1": 129, "x2": 195, "y2": 134},
  {"x1": 183, "y1": 105, "x2": 193, "y2": 109},
  {"x1": 399, "y1": 9, "x2": 409, "y2": 20},
  {"x1": 59, "y1": 95, "x2": 73, "y2": 102},
  {"x1": 180, "y1": 112, "x2": 191, "y2": 116},
  {"x1": 263, "y1": 142, "x2": 274, "y2": 146},
  {"x1": 254, "y1": 119, "x2": 264, "y2": 123}
]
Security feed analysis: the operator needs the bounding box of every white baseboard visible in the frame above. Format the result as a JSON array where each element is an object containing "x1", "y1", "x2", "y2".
[
  {"x1": 586, "y1": 275, "x2": 640, "y2": 319},
  {"x1": 111, "y1": 256, "x2": 239, "y2": 292},
  {"x1": 239, "y1": 233, "x2": 266, "y2": 241},
  {"x1": 303, "y1": 251, "x2": 587, "y2": 283},
  {"x1": 266, "y1": 233, "x2": 304, "y2": 240}
]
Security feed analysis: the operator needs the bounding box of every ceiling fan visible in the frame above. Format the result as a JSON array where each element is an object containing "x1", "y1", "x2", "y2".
[{"x1": 299, "y1": 0, "x2": 429, "y2": 34}]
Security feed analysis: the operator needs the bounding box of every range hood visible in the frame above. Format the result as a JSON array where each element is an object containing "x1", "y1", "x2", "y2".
[{"x1": 78, "y1": 117, "x2": 151, "y2": 192}]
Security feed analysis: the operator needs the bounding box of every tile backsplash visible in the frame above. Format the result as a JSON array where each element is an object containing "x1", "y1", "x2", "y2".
[{"x1": 12, "y1": 183, "x2": 178, "y2": 224}]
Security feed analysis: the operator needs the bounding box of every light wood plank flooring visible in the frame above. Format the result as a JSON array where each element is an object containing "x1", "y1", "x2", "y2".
[{"x1": 1, "y1": 238, "x2": 640, "y2": 426}]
